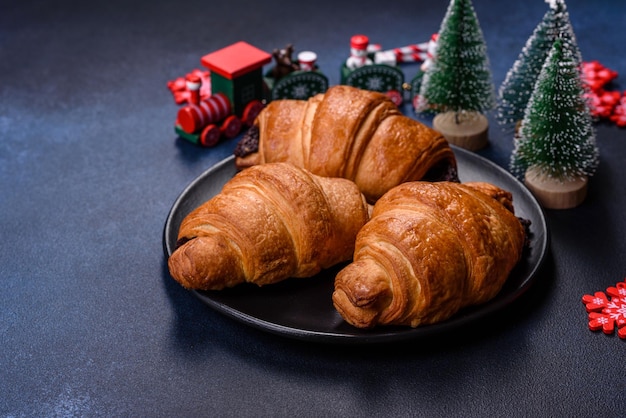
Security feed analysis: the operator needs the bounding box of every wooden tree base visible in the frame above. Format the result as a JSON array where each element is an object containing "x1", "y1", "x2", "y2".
[
  {"x1": 433, "y1": 111, "x2": 489, "y2": 151},
  {"x1": 524, "y1": 167, "x2": 588, "y2": 209}
]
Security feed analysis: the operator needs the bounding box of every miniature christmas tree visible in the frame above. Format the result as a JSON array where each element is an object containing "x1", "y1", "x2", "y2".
[
  {"x1": 497, "y1": 0, "x2": 582, "y2": 131},
  {"x1": 415, "y1": 0, "x2": 495, "y2": 150},
  {"x1": 510, "y1": 39, "x2": 599, "y2": 209}
]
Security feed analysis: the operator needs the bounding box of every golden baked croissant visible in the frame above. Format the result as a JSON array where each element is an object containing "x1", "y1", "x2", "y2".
[
  {"x1": 332, "y1": 181, "x2": 526, "y2": 328},
  {"x1": 168, "y1": 162, "x2": 371, "y2": 290},
  {"x1": 234, "y1": 85, "x2": 457, "y2": 202}
]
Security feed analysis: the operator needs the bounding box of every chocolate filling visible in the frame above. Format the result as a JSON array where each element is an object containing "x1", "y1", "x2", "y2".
[
  {"x1": 517, "y1": 217, "x2": 533, "y2": 250},
  {"x1": 234, "y1": 125, "x2": 259, "y2": 158},
  {"x1": 175, "y1": 236, "x2": 193, "y2": 250},
  {"x1": 422, "y1": 161, "x2": 460, "y2": 183}
]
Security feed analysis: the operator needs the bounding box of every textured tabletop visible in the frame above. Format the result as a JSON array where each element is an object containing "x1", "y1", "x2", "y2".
[{"x1": 2, "y1": 0, "x2": 626, "y2": 416}]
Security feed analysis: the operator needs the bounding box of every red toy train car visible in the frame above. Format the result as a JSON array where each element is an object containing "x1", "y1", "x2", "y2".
[
  {"x1": 173, "y1": 42, "x2": 271, "y2": 147},
  {"x1": 171, "y1": 41, "x2": 328, "y2": 147}
]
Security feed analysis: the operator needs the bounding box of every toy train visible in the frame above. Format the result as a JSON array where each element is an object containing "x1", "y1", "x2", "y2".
[
  {"x1": 340, "y1": 34, "x2": 436, "y2": 106},
  {"x1": 168, "y1": 35, "x2": 437, "y2": 147}
]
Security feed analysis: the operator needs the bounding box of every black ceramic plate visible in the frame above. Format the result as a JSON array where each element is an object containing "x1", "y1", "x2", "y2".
[{"x1": 163, "y1": 147, "x2": 549, "y2": 343}]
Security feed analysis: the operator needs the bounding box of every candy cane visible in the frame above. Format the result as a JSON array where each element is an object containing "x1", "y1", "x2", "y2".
[
  {"x1": 376, "y1": 36, "x2": 435, "y2": 65},
  {"x1": 391, "y1": 42, "x2": 429, "y2": 56},
  {"x1": 395, "y1": 51, "x2": 429, "y2": 63}
]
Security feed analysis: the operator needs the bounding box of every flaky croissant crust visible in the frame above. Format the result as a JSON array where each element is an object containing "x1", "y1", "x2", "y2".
[
  {"x1": 168, "y1": 162, "x2": 370, "y2": 290},
  {"x1": 235, "y1": 85, "x2": 457, "y2": 202},
  {"x1": 332, "y1": 181, "x2": 526, "y2": 328}
]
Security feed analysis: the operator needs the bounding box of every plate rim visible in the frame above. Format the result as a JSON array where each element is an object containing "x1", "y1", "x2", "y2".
[{"x1": 163, "y1": 146, "x2": 550, "y2": 344}]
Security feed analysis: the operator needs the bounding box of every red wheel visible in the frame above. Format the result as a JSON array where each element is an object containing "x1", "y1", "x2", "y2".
[
  {"x1": 412, "y1": 94, "x2": 421, "y2": 110},
  {"x1": 386, "y1": 90, "x2": 403, "y2": 107},
  {"x1": 220, "y1": 115, "x2": 242, "y2": 139},
  {"x1": 200, "y1": 124, "x2": 220, "y2": 147},
  {"x1": 242, "y1": 100, "x2": 264, "y2": 126}
]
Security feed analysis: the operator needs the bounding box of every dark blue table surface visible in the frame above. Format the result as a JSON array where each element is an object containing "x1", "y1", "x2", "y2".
[{"x1": 2, "y1": 0, "x2": 626, "y2": 416}]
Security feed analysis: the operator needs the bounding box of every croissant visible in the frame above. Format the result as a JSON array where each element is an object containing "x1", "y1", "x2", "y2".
[
  {"x1": 168, "y1": 162, "x2": 371, "y2": 290},
  {"x1": 332, "y1": 181, "x2": 526, "y2": 328},
  {"x1": 234, "y1": 85, "x2": 457, "y2": 202}
]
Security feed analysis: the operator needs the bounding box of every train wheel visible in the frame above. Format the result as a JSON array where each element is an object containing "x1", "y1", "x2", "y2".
[
  {"x1": 412, "y1": 94, "x2": 422, "y2": 111},
  {"x1": 242, "y1": 100, "x2": 264, "y2": 126},
  {"x1": 221, "y1": 115, "x2": 242, "y2": 139},
  {"x1": 386, "y1": 90, "x2": 403, "y2": 107},
  {"x1": 200, "y1": 124, "x2": 221, "y2": 147}
]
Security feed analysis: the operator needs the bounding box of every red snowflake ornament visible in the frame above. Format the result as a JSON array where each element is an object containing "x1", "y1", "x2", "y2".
[
  {"x1": 166, "y1": 69, "x2": 212, "y2": 105},
  {"x1": 586, "y1": 89, "x2": 622, "y2": 119},
  {"x1": 582, "y1": 60, "x2": 618, "y2": 92},
  {"x1": 609, "y1": 94, "x2": 626, "y2": 127},
  {"x1": 582, "y1": 279, "x2": 626, "y2": 339},
  {"x1": 581, "y1": 60, "x2": 626, "y2": 128}
]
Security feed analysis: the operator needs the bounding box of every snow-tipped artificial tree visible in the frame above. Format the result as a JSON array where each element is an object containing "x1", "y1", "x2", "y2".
[
  {"x1": 497, "y1": 0, "x2": 583, "y2": 131},
  {"x1": 510, "y1": 38, "x2": 599, "y2": 209},
  {"x1": 415, "y1": 0, "x2": 495, "y2": 151}
]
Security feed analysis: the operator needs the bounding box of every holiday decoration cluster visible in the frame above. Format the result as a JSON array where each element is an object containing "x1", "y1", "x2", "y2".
[{"x1": 166, "y1": 0, "x2": 613, "y2": 191}]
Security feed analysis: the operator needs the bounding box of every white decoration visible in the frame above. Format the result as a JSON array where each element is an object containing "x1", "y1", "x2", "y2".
[{"x1": 545, "y1": 0, "x2": 558, "y2": 10}]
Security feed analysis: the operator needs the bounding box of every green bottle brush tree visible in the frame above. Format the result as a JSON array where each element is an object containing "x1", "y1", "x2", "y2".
[
  {"x1": 510, "y1": 39, "x2": 599, "y2": 209},
  {"x1": 415, "y1": 0, "x2": 495, "y2": 151}
]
